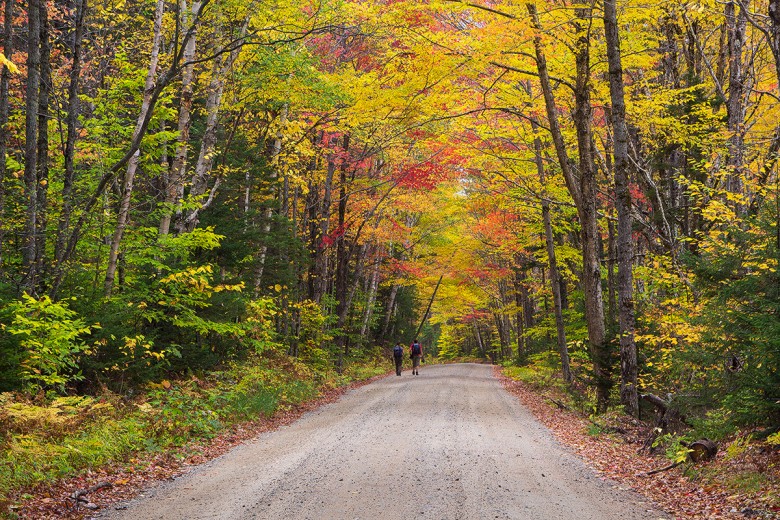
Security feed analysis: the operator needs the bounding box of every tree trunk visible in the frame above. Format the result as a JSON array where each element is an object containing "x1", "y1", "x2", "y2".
[
  {"x1": 22, "y1": 0, "x2": 41, "y2": 293},
  {"x1": 572, "y1": 5, "x2": 609, "y2": 412},
  {"x1": 606, "y1": 218, "x2": 617, "y2": 329},
  {"x1": 529, "y1": 1, "x2": 608, "y2": 410},
  {"x1": 520, "y1": 272, "x2": 534, "y2": 331},
  {"x1": 360, "y1": 253, "x2": 381, "y2": 340},
  {"x1": 493, "y1": 310, "x2": 510, "y2": 361},
  {"x1": 513, "y1": 266, "x2": 526, "y2": 360},
  {"x1": 305, "y1": 133, "x2": 322, "y2": 301},
  {"x1": 54, "y1": 0, "x2": 86, "y2": 268},
  {"x1": 35, "y1": 2, "x2": 51, "y2": 289},
  {"x1": 604, "y1": 0, "x2": 639, "y2": 416},
  {"x1": 158, "y1": 0, "x2": 201, "y2": 236},
  {"x1": 311, "y1": 148, "x2": 336, "y2": 303},
  {"x1": 0, "y1": 0, "x2": 12, "y2": 269},
  {"x1": 502, "y1": 312, "x2": 513, "y2": 359},
  {"x1": 176, "y1": 58, "x2": 225, "y2": 234},
  {"x1": 177, "y1": 17, "x2": 247, "y2": 234},
  {"x1": 104, "y1": 0, "x2": 165, "y2": 297},
  {"x1": 725, "y1": 0, "x2": 749, "y2": 197},
  {"x1": 334, "y1": 135, "x2": 351, "y2": 359},
  {"x1": 526, "y1": 3, "x2": 582, "y2": 208},
  {"x1": 379, "y1": 283, "x2": 399, "y2": 345},
  {"x1": 254, "y1": 103, "x2": 289, "y2": 293},
  {"x1": 533, "y1": 124, "x2": 572, "y2": 383},
  {"x1": 474, "y1": 323, "x2": 486, "y2": 359},
  {"x1": 497, "y1": 279, "x2": 513, "y2": 360},
  {"x1": 345, "y1": 243, "x2": 367, "y2": 328}
]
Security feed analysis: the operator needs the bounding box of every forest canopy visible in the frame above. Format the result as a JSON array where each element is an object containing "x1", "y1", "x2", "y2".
[{"x1": 0, "y1": 0, "x2": 778, "y2": 437}]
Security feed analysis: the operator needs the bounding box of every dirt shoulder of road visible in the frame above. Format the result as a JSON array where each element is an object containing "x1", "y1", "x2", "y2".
[{"x1": 495, "y1": 367, "x2": 780, "y2": 520}]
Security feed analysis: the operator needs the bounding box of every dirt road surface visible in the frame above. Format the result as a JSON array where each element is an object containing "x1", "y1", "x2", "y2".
[{"x1": 99, "y1": 363, "x2": 669, "y2": 520}]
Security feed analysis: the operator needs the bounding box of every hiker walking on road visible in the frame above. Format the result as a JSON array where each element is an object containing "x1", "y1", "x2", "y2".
[
  {"x1": 392, "y1": 342, "x2": 404, "y2": 376},
  {"x1": 410, "y1": 339, "x2": 423, "y2": 375}
]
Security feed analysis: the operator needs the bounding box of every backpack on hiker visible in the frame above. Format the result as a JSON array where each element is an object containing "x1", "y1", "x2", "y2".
[
  {"x1": 393, "y1": 345, "x2": 404, "y2": 359},
  {"x1": 411, "y1": 342, "x2": 421, "y2": 356}
]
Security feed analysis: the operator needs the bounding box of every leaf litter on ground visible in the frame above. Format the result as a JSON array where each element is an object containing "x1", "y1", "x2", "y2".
[{"x1": 495, "y1": 367, "x2": 780, "y2": 520}]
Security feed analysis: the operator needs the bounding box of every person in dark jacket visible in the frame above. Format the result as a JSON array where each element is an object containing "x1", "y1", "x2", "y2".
[
  {"x1": 410, "y1": 339, "x2": 423, "y2": 375},
  {"x1": 392, "y1": 342, "x2": 404, "y2": 376}
]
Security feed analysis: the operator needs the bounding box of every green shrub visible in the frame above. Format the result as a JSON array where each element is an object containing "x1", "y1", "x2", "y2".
[{"x1": 3, "y1": 295, "x2": 94, "y2": 393}]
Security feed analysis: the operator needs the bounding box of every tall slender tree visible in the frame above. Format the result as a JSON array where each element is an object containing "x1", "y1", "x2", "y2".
[
  {"x1": 22, "y1": 0, "x2": 42, "y2": 293},
  {"x1": 0, "y1": 0, "x2": 14, "y2": 269},
  {"x1": 604, "y1": 0, "x2": 638, "y2": 416}
]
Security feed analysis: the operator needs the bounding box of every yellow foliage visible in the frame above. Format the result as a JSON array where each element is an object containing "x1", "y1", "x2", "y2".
[
  {"x1": 0, "y1": 395, "x2": 116, "y2": 438},
  {"x1": 0, "y1": 53, "x2": 18, "y2": 73}
]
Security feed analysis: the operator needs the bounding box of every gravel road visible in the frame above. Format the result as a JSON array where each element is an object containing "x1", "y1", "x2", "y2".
[{"x1": 100, "y1": 363, "x2": 669, "y2": 520}]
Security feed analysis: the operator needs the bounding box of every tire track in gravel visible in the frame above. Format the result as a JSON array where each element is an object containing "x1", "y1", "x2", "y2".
[{"x1": 98, "y1": 363, "x2": 669, "y2": 520}]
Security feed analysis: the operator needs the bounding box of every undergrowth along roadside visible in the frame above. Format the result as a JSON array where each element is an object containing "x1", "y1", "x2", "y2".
[
  {"x1": 0, "y1": 353, "x2": 389, "y2": 519},
  {"x1": 498, "y1": 364, "x2": 780, "y2": 519}
]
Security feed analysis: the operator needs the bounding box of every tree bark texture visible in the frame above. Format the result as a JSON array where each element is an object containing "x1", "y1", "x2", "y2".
[
  {"x1": 572, "y1": 6, "x2": 609, "y2": 412},
  {"x1": 35, "y1": 2, "x2": 51, "y2": 288},
  {"x1": 0, "y1": 0, "x2": 14, "y2": 269},
  {"x1": 725, "y1": 0, "x2": 749, "y2": 197},
  {"x1": 22, "y1": 0, "x2": 41, "y2": 293},
  {"x1": 604, "y1": 0, "x2": 639, "y2": 416},
  {"x1": 606, "y1": 218, "x2": 617, "y2": 329},
  {"x1": 55, "y1": 0, "x2": 87, "y2": 267}
]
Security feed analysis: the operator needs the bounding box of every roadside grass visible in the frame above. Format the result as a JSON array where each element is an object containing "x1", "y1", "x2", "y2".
[{"x1": 0, "y1": 352, "x2": 387, "y2": 517}]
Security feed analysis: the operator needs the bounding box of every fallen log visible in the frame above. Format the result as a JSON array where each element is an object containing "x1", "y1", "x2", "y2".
[
  {"x1": 644, "y1": 460, "x2": 683, "y2": 476},
  {"x1": 688, "y1": 438, "x2": 718, "y2": 462},
  {"x1": 68, "y1": 481, "x2": 112, "y2": 510},
  {"x1": 640, "y1": 393, "x2": 669, "y2": 410}
]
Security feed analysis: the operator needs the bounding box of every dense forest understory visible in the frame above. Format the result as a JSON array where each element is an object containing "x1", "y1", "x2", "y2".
[{"x1": 1, "y1": 0, "x2": 779, "y2": 515}]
